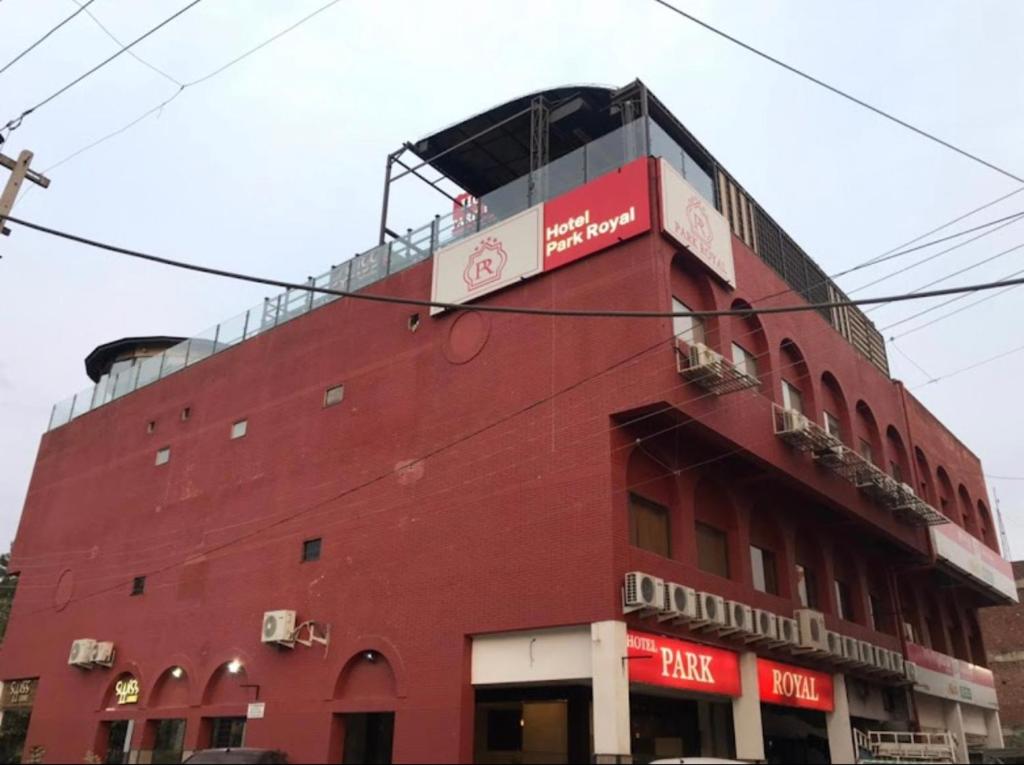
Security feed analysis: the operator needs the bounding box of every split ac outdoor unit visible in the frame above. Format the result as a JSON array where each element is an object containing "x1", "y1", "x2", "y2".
[
  {"x1": 724, "y1": 600, "x2": 753, "y2": 636},
  {"x1": 750, "y1": 609, "x2": 778, "y2": 642},
  {"x1": 689, "y1": 343, "x2": 723, "y2": 371},
  {"x1": 68, "y1": 639, "x2": 97, "y2": 668},
  {"x1": 905, "y1": 661, "x2": 918, "y2": 684},
  {"x1": 781, "y1": 409, "x2": 812, "y2": 434},
  {"x1": 872, "y1": 645, "x2": 892, "y2": 673},
  {"x1": 693, "y1": 592, "x2": 727, "y2": 630},
  {"x1": 826, "y1": 631, "x2": 846, "y2": 661},
  {"x1": 858, "y1": 640, "x2": 875, "y2": 666},
  {"x1": 92, "y1": 641, "x2": 116, "y2": 668},
  {"x1": 843, "y1": 636, "x2": 863, "y2": 665},
  {"x1": 623, "y1": 572, "x2": 664, "y2": 615},
  {"x1": 795, "y1": 609, "x2": 829, "y2": 652},
  {"x1": 777, "y1": 617, "x2": 799, "y2": 646},
  {"x1": 659, "y1": 583, "x2": 698, "y2": 623},
  {"x1": 888, "y1": 651, "x2": 905, "y2": 676},
  {"x1": 261, "y1": 610, "x2": 297, "y2": 645}
]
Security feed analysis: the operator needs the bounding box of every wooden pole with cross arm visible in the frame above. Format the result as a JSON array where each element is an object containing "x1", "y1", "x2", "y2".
[{"x1": 0, "y1": 149, "x2": 50, "y2": 237}]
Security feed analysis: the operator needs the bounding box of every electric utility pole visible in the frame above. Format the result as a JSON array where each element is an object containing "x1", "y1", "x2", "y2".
[{"x1": 0, "y1": 149, "x2": 50, "y2": 237}]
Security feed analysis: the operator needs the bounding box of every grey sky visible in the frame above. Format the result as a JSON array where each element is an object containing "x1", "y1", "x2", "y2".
[{"x1": 1, "y1": 0, "x2": 1022, "y2": 556}]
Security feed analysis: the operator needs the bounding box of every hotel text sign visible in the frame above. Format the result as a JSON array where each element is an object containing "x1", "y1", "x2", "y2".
[{"x1": 626, "y1": 630, "x2": 741, "y2": 697}]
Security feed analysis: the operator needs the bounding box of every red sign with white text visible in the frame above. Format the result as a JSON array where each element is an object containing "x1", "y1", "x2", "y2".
[
  {"x1": 542, "y1": 158, "x2": 651, "y2": 272},
  {"x1": 627, "y1": 630, "x2": 741, "y2": 697},
  {"x1": 757, "y1": 658, "x2": 834, "y2": 712}
]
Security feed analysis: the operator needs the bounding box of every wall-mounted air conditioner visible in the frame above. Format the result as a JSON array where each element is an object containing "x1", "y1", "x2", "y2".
[
  {"x1": 92, "y1": 641, "x2": 116, "y2": 668},
  {"x1": 723, "y1": 600, "x2": 753, "y2": 637},
  {"x1": 693, "y1": 591, "x2": 727, "y2": 630},
  {"x1": 888, "y1": 650, "x2": 905, "y2": 677},
  {"x1": 68, "y1": 639, "x2": 97, "y2": 669},
  {"x1": 750, "y1": 609, "x2": 778, "y2": 643},
  {"x1": 826, "y1": 630, "x2": 846, "y2": 661},
  {"x1": 795, "y1": 609, "x2": 828, "y2": 652},
  {"x1": 623, "y1": 572, "x2": 664, "y2": 615},
  {"x1": 777, "y1": 616, "x2": 799, "y2": 647},
  {"x1": 843, "y1": 636, "x2": 862, "y2": 666},
  {"x1": 659, "y1": 583, "x2": 698, "y2": 623},
  {"x1": 262, "y1": 610, "x2": 297, "y2": 645}
]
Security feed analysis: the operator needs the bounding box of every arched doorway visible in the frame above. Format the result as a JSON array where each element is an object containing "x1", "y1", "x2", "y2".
[{"x1": 332, "y1": 650, "x2": 398, "y2": 764}]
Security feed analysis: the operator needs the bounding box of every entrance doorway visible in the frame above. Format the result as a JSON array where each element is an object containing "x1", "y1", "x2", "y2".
[
  {"x1": 208, "y1": 717, "x2": 246, "y2": 749},
  {"x1": 0, "y1": 708, "x2": 31, "y2": 764},
  {"x1": 473, "y1": 686, "x2": 591, "y2": 764},
  {"x1": 629, "y1": 693, "x2": 734, "y2": 763},
  {"x1": 341, "y1": 713, "x2": 394, "y2": 764},
  {"x1": 761, "y1": 705, "x2": 829, "y2": 764},
  {"x1": 150, "y1": 718, "x2": 187, "y2": 765},
  {"x1": 102, "y1": 720, "x2": 132, "y2": 764}
]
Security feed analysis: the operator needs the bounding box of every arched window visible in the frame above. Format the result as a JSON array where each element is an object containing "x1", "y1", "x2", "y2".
[
  {"x1": 670, "y1": 255, "x2": 718, "y2": 349},
  {"x1": 833, "y1": 550, "x2": 862, "y2": 624},
  {"x1": 820, "y1": 372, "x2": 850, "y2": 442},
  {"x1": 915, "y1": 447, "x2": 936, "y2": 505},
  {"x1": 694, "y1": 476, "x2": 738, "y2": 580},
  {"x1": 977, "y1": 500, "x2": 995, "y2": 549},
  {"x1": 936, "y1": 467, "x2": 957, "y2": 526},
  {"x1": 779, "y1": 339, "x2": 815, "y2": 418},
  {"x1": 885, "y1": 426, "x2": 911, "y2": 484},
  {"x1": 728, "y1": 299, "x2": 770, "y2": 386},
  {"x1": 854, "y1": 401, "x2": 882, "y2": 465},
  {"x1": 626, "y1": 448, "x2": 675, "y2": 558},
  {"x1": 749, "y1": 505, "x2": 787, "y2": 597},
  {"x1": 794, "y1": 530, "x2": 827, "y2": 611},
  {"x1": 957, "y1": 485, "x2": 975, "y2": 538}
]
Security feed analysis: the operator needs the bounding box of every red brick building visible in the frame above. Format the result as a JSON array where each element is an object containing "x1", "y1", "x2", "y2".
[
  {"x1": 0, "y1": 81, "x2": 1016, "y2": 764},
  {"x1": 980, "y1": 561, "x2": 1024, "y2": 746}
]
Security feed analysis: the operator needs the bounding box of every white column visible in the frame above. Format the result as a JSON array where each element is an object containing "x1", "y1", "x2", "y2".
[
  {"x1": 985, "y1": 708, "x2": 1005, "y2": 749},
  {"x1": 826, "y1": 673, "x2": 855, "y2": 764},
  {"x1": 944, "y1": 700, "x2": 969, "y2": 764},
  {"x1": 591, "y1": 620, "x2": 631, "y2": 763},
  {"x1": 732, "y1": 651, "x2": 764, "y2": 762}
]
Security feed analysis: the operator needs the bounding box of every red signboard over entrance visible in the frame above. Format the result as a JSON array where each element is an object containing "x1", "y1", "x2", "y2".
[
  {"x1": 542, "y1": 158, "x2": 651, "y2": 273},
  {"x1": 757, "y1": 658, "x2": 834, "y2": 712},
  {"x1": 627, "y1": 630, "x2": 741, "y2": 697}
]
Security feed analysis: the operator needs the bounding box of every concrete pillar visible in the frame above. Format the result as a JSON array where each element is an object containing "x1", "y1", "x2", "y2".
[
  {"x1": 985, "y1": 709, "x2": 1005, "y2": 749},
  {"x1": 591, "y1": 620, "x2": 631, "y2": 763},
  {"x1": 826, "y1": 673, "x2": 855, "y2": 764},
  {"x1": 943, "y1": 700, "x2": 969, "y2": 764},
  {"x1": 732, "y1": 651, "x2": 764, "y2": 762}
]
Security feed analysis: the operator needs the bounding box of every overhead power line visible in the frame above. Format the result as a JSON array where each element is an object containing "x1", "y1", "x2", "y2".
[
  {"x1": 650, "y1": 0, "x2": 1024, "y2": 184},
  {"x1": 1, "y1": 0, "x2": 206, "y2": 135},
  {"x1": 0, "y1": 0, "x2": 98, "y2": 77},
  {"x1": 11, "y1": 212, "x2": 1024, "y2": 320},
  {"x1": 914, "y1": 342, "x2": 1024, "y2": 388},
  {"x1": 891, "y1": 282, "x2": 1024, "y2": 339}
]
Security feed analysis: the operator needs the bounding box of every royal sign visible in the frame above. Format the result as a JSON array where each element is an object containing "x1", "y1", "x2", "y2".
[
  {"x1": 757, "y1": 659, "x2": 834, "y2": 712},
  {"x1": 542, "y1": 158, "x2": 651, "y2": 272},
  {"x1": 626, "y1": 630, "x2": 741, "y2": 697},
  {"x1": 659, "y1": 158, "x2": 736, "y2": 288},
  {"x1": 430, "y1": 205, "x2": 543, "y2": 315}
]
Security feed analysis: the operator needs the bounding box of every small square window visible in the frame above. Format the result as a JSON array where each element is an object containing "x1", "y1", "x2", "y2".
[
  {"x1": 131, "y1": 576, "x2": 146, "y2": 596},
  {"x1": 324, "y1": 385, "x2": 344, "y2": 407},
  {"x1": 302, "y1": 538, "x2": 322, "y2": 563},
  {"x1": 180, "y1": 407, "x2": 191, "y2": 422},
  {"x1": 231, "y1": 419, "x2": 248, "y2": 439},
  {"x1": 155, "y1": 447, "x2": 171, "y2": 466},
  {"x1": 146, "y1": 420, "x2": 156, "y2": 434}
]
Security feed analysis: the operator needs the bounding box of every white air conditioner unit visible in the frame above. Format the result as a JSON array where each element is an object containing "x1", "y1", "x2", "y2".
[
  {"x1": 623, "y1": 572, "x2": 664, "y2": 615},
  {"x1": 261, "y1": 610, "x2": 297, "y2": 645},
  {"x1": 723, "y1": 600, "x2": 753, "y2": 636},
  {"x1": 888, "y1": 651, "x2": 905, "y2": 676},
  {"x1": 795, "y1": 609, "x2": 829, "y2": 653},
  {"x1": 826, "y1": 631, "x2": 846, "y2": 661},
  {"x1": 782, "y1": 409, "x2": 812, "y2": 433},
  {"x1": 843, "y1": 636, "x2": 863, "y2": 665},
  {"x1": 905, "y1": 661, "x2": 918, "y2": 684},
  {"x1": 689, "y1": 343, "x2": 723, "y2": 371},
  {"x1": 92, "y1": 641, "x2": 116, "y2": 668},
  {"x1": 659, "y1": 583, "x2": 698, "y2": 623},
  {"x1": 693, "y1": 591, "x2": 727, "y2": 630},
  {"x1": 68, "y1": 639, "x2": 97, "y2": 669},
  {"x1": 750, "y1": 609, "x2": 778, "y2": 643},
  {"x1": 858, "y1": 640, "x2": 875, "y2": 666},
  {"x1": 872, "y1": 645, "x2": 892, "y2": 673},
  {"x1": 777, "y1": 616, "x2": 799, "y2": 647}
]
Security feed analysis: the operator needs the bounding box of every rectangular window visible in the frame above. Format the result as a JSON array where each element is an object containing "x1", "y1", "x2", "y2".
[
  {"x1": 750, "y1": 546, "x2": 779, "y2": 595},
  {"x1": 858, "y1": 439, "x2": 874, "y2": 465},
  {"x1": 835, "y1": 579, "x2": 854, "y2": 621},
  {"x1": 180, "y1": 407, "x2": 191, "y2": 422},
  {"x1": 824, "y1": 412, "x2": 842, "y2": 440},
  {"x1": 209, "y1": 717, "x2": 245, "y2": 749},
  {"x1": 302, "y1": 538, "x2": 322, "y2": 563},
  {"x1": 155, "y1": 447, "x2": 170, "y2": 466},
  {"x1": 696, "y1": 522, "x2": 729, "y2": 578},
  {"x1": 324, "y1": 384, "x2": 345, "y2": 407},
  {"x1": 731, "y1": 343, "x2": 757, "y2": 379},
  {"x1": 671, "y1": 297, "x2": 704, "y2": 345},
  {"x1": 796, "y1": 564, "x2": 819, "y2": 609},
  {"x1": 869, "y1": 594, "x2": 887, "y2": 632},
  {"x1": 230, "y1": 419, "x2": 248, "y2": 439},
  {"x1": 629, "y1": 494, "x2": 671, "y2": 558},
  {"x1": 782, "y1": 380, "x2": 804, "y2": 414},
  {"x1": 130, "y1": 576, "x2": 146, "y2": 597}
]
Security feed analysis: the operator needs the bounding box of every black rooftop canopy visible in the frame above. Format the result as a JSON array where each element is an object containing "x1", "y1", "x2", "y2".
[
  {"x1": 85, "y1": 336, "x2": 186, "y2": 382},
  {"x1": 408, "y1": 84, "x2": 627, "y2": 197}
]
